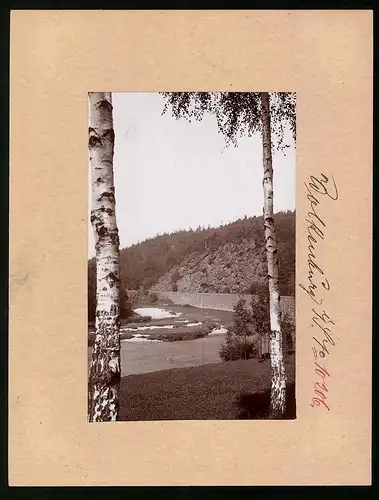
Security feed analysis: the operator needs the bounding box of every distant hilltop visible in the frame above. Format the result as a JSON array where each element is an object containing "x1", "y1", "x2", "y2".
[
  {"x1": 153, "y1": 238, "x2": 268, "y2": 294},
  {"x1": 88, "y1": 210, "x2": 295, "y2": 297}
]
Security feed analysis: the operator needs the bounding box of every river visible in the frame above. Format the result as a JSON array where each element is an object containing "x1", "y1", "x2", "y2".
[{"x1": 88, "y1": 306, "x2": 228, "y2": 376}]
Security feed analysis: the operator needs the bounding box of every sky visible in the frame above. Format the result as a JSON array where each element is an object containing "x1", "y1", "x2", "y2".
[{"x1": 88, "y1": 92, "x2": 295, "y2": 258}]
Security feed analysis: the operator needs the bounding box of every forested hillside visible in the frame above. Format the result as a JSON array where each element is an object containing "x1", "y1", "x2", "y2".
[{"x1": 88, "y1": 210, "x2": 295, "y2": 319}]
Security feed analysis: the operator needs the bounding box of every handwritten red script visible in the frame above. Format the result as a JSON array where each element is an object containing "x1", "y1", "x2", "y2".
[{"x1": 311, "y1": 361, "x2": 331, "y2": 411}]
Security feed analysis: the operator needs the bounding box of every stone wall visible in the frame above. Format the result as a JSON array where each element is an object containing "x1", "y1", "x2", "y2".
[{"x1": 154, "y1": 291, "x2": 295, "y2": 324}]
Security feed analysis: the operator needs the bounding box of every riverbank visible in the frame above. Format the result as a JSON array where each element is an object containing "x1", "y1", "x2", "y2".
[{"x1": 88, "y1": 304, "x2": 232, "y2": 376}]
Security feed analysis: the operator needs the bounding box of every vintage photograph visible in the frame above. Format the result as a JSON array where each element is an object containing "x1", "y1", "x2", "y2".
[{"x1": 88, "y1": 92, "x2": 296, "y2": 422}]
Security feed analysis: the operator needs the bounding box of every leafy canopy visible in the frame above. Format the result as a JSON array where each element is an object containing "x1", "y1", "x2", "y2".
[{"x1": 160, "y1": 92, "x2": 296, "y2": 152}]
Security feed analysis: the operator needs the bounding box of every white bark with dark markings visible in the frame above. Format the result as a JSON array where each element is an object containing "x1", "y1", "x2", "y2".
[
  {"x1": 261, "y1": 92, "x2": 286, "y2": 418},
  {"x1": 88, "y1": 92, "x2": 121, "y2": 422}
]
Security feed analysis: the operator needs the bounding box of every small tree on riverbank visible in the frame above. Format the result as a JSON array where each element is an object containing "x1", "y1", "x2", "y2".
[
  {"x1": 251, "y1": 293, "x2": 270, "y2": 360},
  {"x1": 220, "y1": 297, "x2": 258, "y2": 361}
]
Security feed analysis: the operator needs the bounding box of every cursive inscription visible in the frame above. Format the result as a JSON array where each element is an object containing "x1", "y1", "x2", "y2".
[
  {"x1": 311, "y1": 361, "x2": 331, "y2": 411},
  {"x1": 299, "y1": 173, "x2": 338, "y2": 412},
  {"x1": 299, "y1": 174, "x2": 338, "y2": 305},
  {"x1": 311, "y1": 307, "x2": 336, "y2": 359}
]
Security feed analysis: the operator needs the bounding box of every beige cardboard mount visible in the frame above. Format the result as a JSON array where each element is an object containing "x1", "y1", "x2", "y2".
[{"x1": 9, "y1": 10, "x2": 372, "y2": 486}]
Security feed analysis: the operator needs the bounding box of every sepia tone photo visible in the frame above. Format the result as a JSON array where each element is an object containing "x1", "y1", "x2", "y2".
[
  {"x1": 88, "y1": 91, "x2": 296, "y2": 422},
  {"x1": 9, "y1": 10, "x2": 372, "y2": 486}
]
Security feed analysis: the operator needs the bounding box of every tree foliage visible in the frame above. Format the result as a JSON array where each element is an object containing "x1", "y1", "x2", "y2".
[
  {"x1": 220, "y1": 297, "x2": 258, "y2": 361},
  {"x1": 251, "y1": 293, "x2": 271, "y2": 339},
  {"x1": 160, "y1": 92, "x2": 296, "y2": 151},
  {"x1": 233, "y1": 297, "x2": 254, "y2": 337},
  {"x1": 220, "y1": 334, "x2": 258, "y2": 362}
]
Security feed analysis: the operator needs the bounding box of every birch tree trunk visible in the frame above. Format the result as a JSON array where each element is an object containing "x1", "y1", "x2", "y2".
[
  {"x1": 88, "y1": 92, "x2": 121, "y2": 422},
  {"x1": 260, "y1": 92, "x2": 286, "y2": 418}
]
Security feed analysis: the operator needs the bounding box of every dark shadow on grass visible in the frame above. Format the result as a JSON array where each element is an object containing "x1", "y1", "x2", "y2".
[{"x1": 235, "y1": 382, "x2": 296, "y2": 419}]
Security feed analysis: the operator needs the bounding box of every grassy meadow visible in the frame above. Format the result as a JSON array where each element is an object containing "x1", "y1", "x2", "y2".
[{"x1": 119, "y1": 354, "x2": 296, "y2": 420}]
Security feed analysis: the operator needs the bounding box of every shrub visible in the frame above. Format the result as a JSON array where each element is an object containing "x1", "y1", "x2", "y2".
[
  {"x1": 282, "y1": 316, "x2": 295, "y2": 353},
  {"x1": 126, "y1": 289, "x2": 139, "y2": 304},
  {"x1": 251, "y1": 293, "x2": 270, "y2": 332},
  {"x1": 181, "y1": 334, "x2": 193, "y2": 341},
  {"x1": 233, "y1": 297, "x2": 254, "y2": 336},
  {"x1": 220, "y1": 333, "x2": 259, "y2": 361},
  {"x1": 204, "y1": 319, "x2": 218, "y2": 330},
  {"x1": 250, "y1": 293, "x2": 270, "y2": 357},
  {"x1": 122, "y1": 315, "x2": 152, "y2": 325},
  {"x1": 172, "y1": 283, "x2": 178, "y2": 292},
  {"x1": 120, "y1": 332, "x2": 134, "y2": 341},
  {"x1": 220, "y1": 297, "x2": 257, "y2": 361},
  {"x1": 120, "y1": 288, "x2": 133, "y2": 319},
  {"x1": 147, "y1": 325, "x2": 209, "y2": 342},
  {"x1": 246, "y1": 283, "x2": 267, "y2": 295},
  {"x1": 195, "y1": 332, "x2": 206, "y2": 340},
  {"x1": 235, "y1": 382, "x2": 296, "y2": 419},
  {"x1": 149, "y1": 292, "x2": 158, "y2": 304}
]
